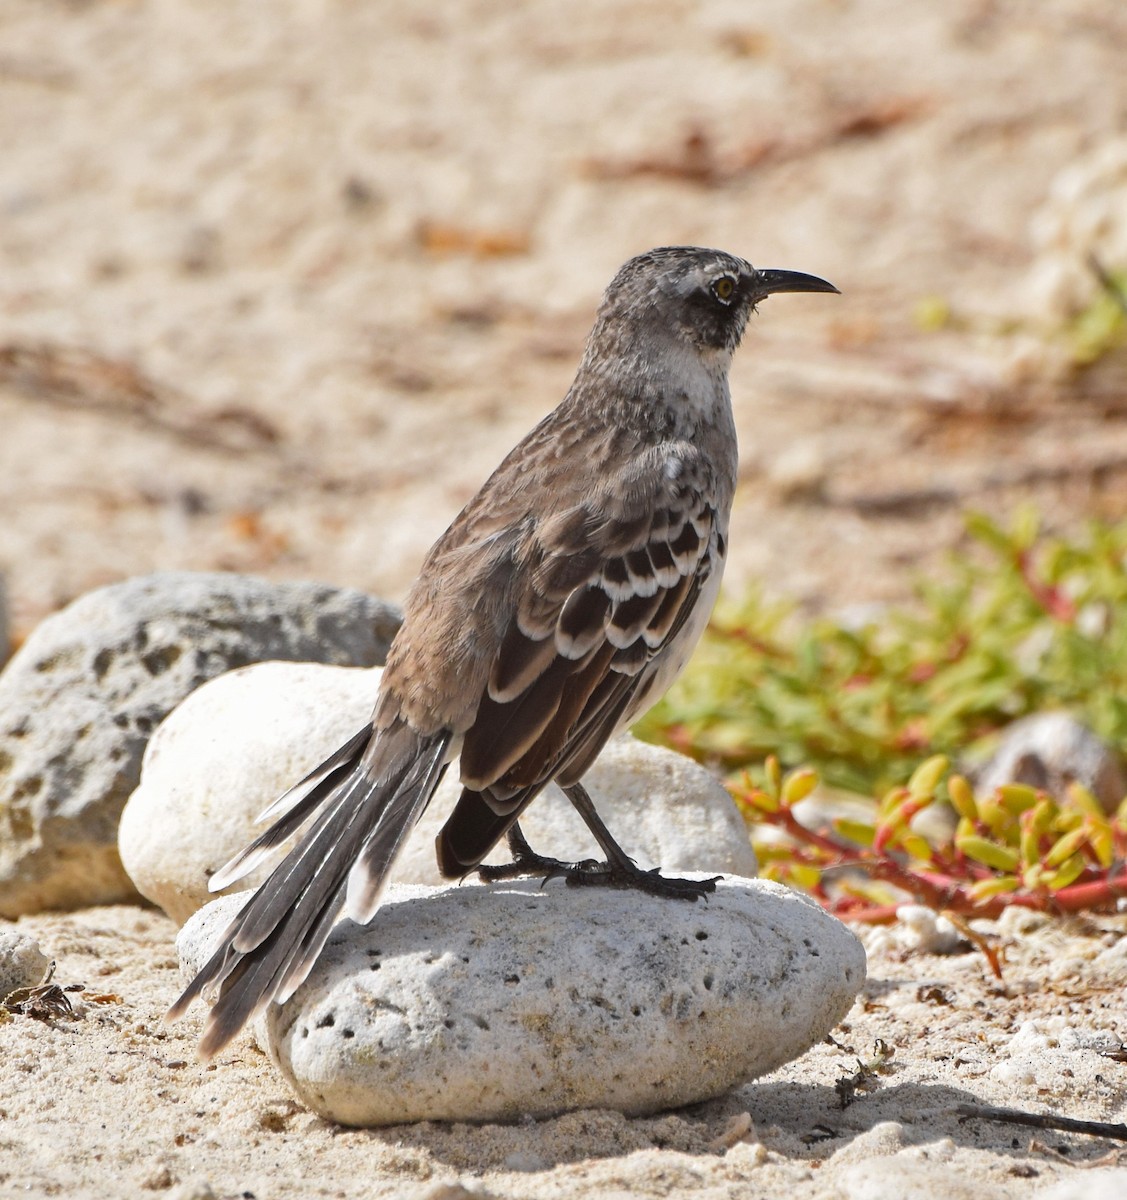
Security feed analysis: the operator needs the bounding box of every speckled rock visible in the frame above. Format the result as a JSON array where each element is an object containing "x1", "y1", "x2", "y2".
[
  {"x1": 0, "y1": 572, "x2": 400, "y2": 917},
  {"x1": 121, "y1": 660, "x2": 756, "y2": 924},
  {"x1": 0, "y1": 930, "x2": 51, "y2": 997},
  {"x1": 179, "y1": 877, "x2": 865, "y2": 1126}
]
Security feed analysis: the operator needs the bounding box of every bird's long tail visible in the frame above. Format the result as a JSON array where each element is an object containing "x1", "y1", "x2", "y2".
[{"x1": 166, "y1": 719, "x2": 452, "y2": 1059}]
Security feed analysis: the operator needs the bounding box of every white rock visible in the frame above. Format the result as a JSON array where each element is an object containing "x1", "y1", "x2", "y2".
[
  {"x1": 178, "y1": 877, "x2": 865, "y2": 1126},
  {"x1": 122, "y1": 660, "x2": 756, "y2": 924},
  {"x1": 894, "y1": 905, "x2": 966, "y2": 955},
  {"x1": 121, "y1": 662, "x2": 383, "y2": 924},
  {"x1": 0, "y1": 572, "x2": 400, "y2": 917},
  {"x1": 0, "y1": 930, "x2": 51, "y2": 997}
]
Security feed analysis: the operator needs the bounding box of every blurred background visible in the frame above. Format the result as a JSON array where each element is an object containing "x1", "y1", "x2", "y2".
[{"x1": 2, "y1": 0, "x2": 1126, "y2": 640}]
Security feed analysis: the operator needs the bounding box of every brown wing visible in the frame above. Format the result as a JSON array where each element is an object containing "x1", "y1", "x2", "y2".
[
  {"x1": 436, "y1": 570, "x2": 706, "y2": 876},
  {"x1": 439, "y1": 447, "x2": 722, "y2": 873}
]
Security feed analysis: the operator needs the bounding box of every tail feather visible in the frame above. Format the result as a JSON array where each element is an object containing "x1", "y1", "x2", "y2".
[
  {"x1": 229, "y1": 771, "x2": 369, "y2": 955},
  {"x1": 166, "y1": 720, "x2": 452, "y2": 1059},
  {"x1": 207, "y1": 738, "x2": 369, "y2": 894},
  {"x1": 253, "y1": 725, "x2": 372, "y2": 825},
  {"x1": 436, "y1": 786, "x2": 530, "y2": 876},
  {"x1": 347, "y1": 736, "x2": 450, "y2": 923}
]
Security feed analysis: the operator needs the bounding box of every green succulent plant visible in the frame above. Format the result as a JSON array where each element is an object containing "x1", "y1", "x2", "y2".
[{"x1": 638, "y1": 509, "x2": 1127, "y2": 934}]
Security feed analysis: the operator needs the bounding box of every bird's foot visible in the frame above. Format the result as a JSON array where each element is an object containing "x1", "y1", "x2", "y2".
[
  {"x1": 476, "y1": 849, "x2": 603, "y2": 886},
  {"x1": 476, "y1": 820, "x2": 718, "y2": 899},
  {"x1": 478, "y1": 848, "x2": 718, "y2": 900},
  {"x1": 562, "y1": 857, "x2": 720, "y2": 901}
]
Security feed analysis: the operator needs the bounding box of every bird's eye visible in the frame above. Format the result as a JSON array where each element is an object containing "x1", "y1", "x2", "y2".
[{"x1": 712, "y1": 276, "x2": 736, "y2": 303}]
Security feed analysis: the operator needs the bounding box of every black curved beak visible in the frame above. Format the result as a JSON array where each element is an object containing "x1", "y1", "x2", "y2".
[{"x1": 754, "y1": 268, "x2": 840, "y2": 297}]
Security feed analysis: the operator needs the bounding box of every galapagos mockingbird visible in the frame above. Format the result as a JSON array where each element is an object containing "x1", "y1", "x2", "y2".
[{"x1": 168, "y1": 245, "x2": 839, "y2": 1058}]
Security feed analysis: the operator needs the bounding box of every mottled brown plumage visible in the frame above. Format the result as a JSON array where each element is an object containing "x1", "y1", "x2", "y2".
[{"x1": 167, "y1": 246, "x2": 838, "y2": 1059}]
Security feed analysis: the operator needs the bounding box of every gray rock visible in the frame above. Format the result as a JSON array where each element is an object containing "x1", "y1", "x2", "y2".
[
  {"x1": 0, "y1": 929, "x2": 51, "y2": 997},
  {"x1": 0, "y1": 572, "x2": 400, "y2": 917},
  {"x1": 971, "y1": 712, "x2": 1124, "y2": 813},
  {"x1": 121, "y1": 660, "x2": 755, "y2": 924},
  {"x1": 179, "y1": 878, "x2": 864, "y2": 1126}
]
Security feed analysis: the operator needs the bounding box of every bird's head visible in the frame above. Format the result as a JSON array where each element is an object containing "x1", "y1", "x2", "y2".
[{"x1": 597, "y1": 246, "x2": 839, "y2": 360}]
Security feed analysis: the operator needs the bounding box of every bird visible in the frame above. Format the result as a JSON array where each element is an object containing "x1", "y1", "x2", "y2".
[{"x1": 167, "y1": 246, "x2": 839, "y2": 1059}]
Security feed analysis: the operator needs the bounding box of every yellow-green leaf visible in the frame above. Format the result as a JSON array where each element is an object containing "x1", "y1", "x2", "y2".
[
  {"x1": 1022, "y1": 863, "x2": 1046, "y2": 890},
  {"x1": 782, "y1": 768, "x2": 818, "y2": 807},
  {"x1": 977, "y1": 794, "x2": 1011, "y2": 836},
  {"x1": 965, "y1": 511, "x2": 1014, "y2": 553},
  {"x1": 745, "y1": 789, "x2": 780, "y2": 814},
  {"x1": 1045, "y1": 826, "x2": 1089, "y2": 868},
  {"x1": 879, "y1": 786, "x2": 911, "y2": 819},
  {"x1": 966, "y1": 875, "x2": 1020, "y2": 902},
  {"x1": 908, "y1": 755, "x2": 948, "y2": 799},
  {"x1": 1027, "y1": 798, "x2": 1054, "y2": 837},
  {"x1": 751, "y1": 842, "x2": 794, "y2": 863},
  {"x1": 947, "y1": 775, "x2": 978, "y2": 821},
  {"x1": 1020, "y1": 822, "x2": 1041, "y2": 867},
  {"x1": 789, "y1": 864, "x2": 822, "y2": 890},
  {"x1": 834, "y1": 818, "x2": 876, "y2": 847},
  {"x1": 1065, "y1": 781, "x2": 1103, "y2": 819},
  {"x1": 956, "y1": 834, "x2": 1020, "y2": 872},
  {"x1": 1089, "y1": 820, "x2": 1114, "y2": 869},
  {"x1": 1012, "y1": 505, "x2": 1041, "y2": 551},
  {"x1": 1045, "y1": 853, "x2": 1087, "y2": 891},
  {"x1": 899, "y1": 833, "x2": 934, "y2": 862},
  {"x1": 1053, "y1": 808, "x2": 1083, "y2": 834},
  {"x1": 998, "y1": 784, "x2": 1040, "y2": 815}
]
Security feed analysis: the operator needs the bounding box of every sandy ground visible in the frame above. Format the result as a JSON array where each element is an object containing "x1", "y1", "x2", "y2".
[
  {"x1": 0, "y1": 903, "x2": 1124, "y2": 1199},
  {"x1": 2, "y1": 1, "x2": 1127, "y2": 1196},
  {"x1": 3, "y1": 0, "x2": 1127, "y2": 639}
]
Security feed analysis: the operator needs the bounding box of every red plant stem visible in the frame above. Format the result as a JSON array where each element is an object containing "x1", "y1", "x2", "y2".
[
  {"x1": 1016, "y1": 550, "x2": 1077, "y2": 622},
  {"x1": 830, "y1": 903, "x2": 901, "y2": 924},
  {"x1": 1040, "y1": 870, "x2": 1127, "y2": 913},
  {"x1": 866, "y1": 859, "x2": 964, "y2": 908},
  {"x1": 778, "y1": 808, "x2": 849, "y2": 856},
  {"x1": 710, "y1": 622, "x2": 785, "y2": 657},
  {"x1": 756, "y1": 797, "x2": 1127, "y2": 918},
  {"x1": 829, "y1": 869, "x2": 1127, "y2": 921}
]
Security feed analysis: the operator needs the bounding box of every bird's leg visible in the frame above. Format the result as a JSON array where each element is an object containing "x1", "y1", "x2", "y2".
[
  {"x1": 560, "y1": 781, "x2": 719, "y2": 900},
  {"x1": 476, "y1": 821, "x2": 602, "y2": 884},
  {"x1": 477, "y1": 790, "x2": 719, "y2": 900}
]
